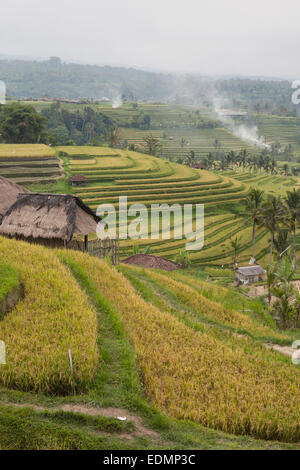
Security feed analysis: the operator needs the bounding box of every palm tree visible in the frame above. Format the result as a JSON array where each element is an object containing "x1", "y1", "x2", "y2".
[
  {"x1": 272, "y1": 259, "x2": 299, "y2": 329},
  {"x1": 143, "y1": 134, "x2": 161, "y2": 156},
  {"x1": 106, "y1": 126, "x2": 121, "y2": 148},
  {"x1": 229, "y1": 236, "x2": 242, "y2": 266},
  {"x1": 284, "y1": 189, "x2": 300, "y2": 267},
  {"x1": 244, "y1": 188, "x2": 264, "y2": 261},
  {"x1": 282, "y1": 163, "x2": 289, "y2": 176},
  {"x1": 273, "y1": 228, "x2": 290, "y2": 263},
  {"x1": 266, "y1": 263, "x2": 276, "y2": 306},
  {"x1": 185, "y1": 150, "x2": 196, "y2": 166},
  {"x1": 259, "y1": 195, "x2": 284, "y2": 265}
]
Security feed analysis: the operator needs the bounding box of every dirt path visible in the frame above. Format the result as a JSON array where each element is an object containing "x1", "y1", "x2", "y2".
[
  {"x1": 10, "y1": 403, "x2": 159, "y2": 440},
  {"x1": 265, "y1": 343, "x2": 298, "y2": 358}
]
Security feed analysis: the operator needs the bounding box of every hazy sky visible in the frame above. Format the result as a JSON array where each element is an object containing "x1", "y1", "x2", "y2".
[{"x1": 2, "y1": 0, "x2": 300, "y2": 78}]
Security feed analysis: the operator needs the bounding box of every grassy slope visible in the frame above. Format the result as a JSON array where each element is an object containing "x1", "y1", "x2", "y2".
[{"x1": 0, "y1": 244, "x2": 299, "y2": 449}]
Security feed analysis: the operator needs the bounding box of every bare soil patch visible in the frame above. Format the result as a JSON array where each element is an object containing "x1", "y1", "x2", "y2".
[{"x1": 11, "y1": 403, "x2": 159, "y2": 440}]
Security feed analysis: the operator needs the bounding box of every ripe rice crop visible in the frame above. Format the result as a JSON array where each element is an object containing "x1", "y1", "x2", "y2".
[
  {"x1": 64, "y1": 251, "x2": 300, "y2": 441},
  {"x1": 0, "y1": 237, "x2": 99, "y2": 394},
  {"x1": 0, "y1": 144, "x2": 56, "y2": 158},
  {"x1": 147, "y1": 271, "x2": 286, "y2": 340}
]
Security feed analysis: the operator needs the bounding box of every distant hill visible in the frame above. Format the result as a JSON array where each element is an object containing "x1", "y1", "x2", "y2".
[
  {"x1": 0, "y1": 57, "x2": 173, "y2": 101},
  {"x1": 0, "y1": 57, "x2": 295, "y2": 113}
]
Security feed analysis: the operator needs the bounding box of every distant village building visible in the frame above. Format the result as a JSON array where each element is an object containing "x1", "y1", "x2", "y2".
[
  {"x1": 69, "y1": 174, "x2": 89, "y2": 187},
  {"x1": 218, "y1": 109, "x2": 248, "y2": 117},
  {"x1": 0, "y1": 193, "x2": 103, "y2": 250},
  {"x1": 235, "y1": 265, "x2": 266, "y2": 285}
]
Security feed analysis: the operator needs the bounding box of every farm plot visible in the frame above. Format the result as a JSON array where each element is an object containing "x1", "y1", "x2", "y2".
[
  {"x1": 0, "y1": 237, "x2": 99, "y2": 394},
  {"x1": 63, "y1": 146, "x2": 251, "y2": 265},
  {"x1": 120, "y1": 127, "x2": 254, "y2": 161},
  {"x1": 220, "y1": 169, "x2": 297, "y2": 196},
  {"x1": 0, "y1": 144, "x2": 63, "y2": 184},
  {"x1": 256, "y1": 114, "x2": 300, "y2": 154},
  {"x1": 66, "y1": 252, "x2": 300, "y2": 442}
]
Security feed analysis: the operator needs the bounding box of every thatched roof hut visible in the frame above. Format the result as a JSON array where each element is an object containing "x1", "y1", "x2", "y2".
[
  {"x1": 190, "y1": 162, "x2": 207, "y2": 170},
  {"x1": 0, "y1": 193, "x2": 103, "y2": 248},
  {"x1": 69, "y1": 174, "x2": 89, "y2": 186},
  {"x1": 0, "y1": 177, "x2": 30, "y2": 223}
]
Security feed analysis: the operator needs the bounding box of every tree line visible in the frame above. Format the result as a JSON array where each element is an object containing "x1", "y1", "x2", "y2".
[{"x1": 0, "y1": 102, "x2": 115, "y2": 146}]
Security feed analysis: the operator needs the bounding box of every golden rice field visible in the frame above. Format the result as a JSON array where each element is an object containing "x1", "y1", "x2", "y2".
[
  {"x1": 0, "y1": 144, "x2": 62, "y2": 184},
  {"x1": 65, "y1": 144, "x2": 300, "y2": 267},
  {"x1": 0, "y1": 144, "x2": 56, "y2": 158},
  {"x1": 1, "y1": 236, "x2": 300, "y2": 442},
  {"x1": 58, "y1": 145, "x2": 263, "y2": 266},
  {"x1": 60, "y1": 251, "x2": 300, "y2": 442},
  {"x1": 0, "y1": 237, "x2": 99, "y2": 394}
]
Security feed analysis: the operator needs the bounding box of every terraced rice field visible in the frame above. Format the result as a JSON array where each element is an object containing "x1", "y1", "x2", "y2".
[
  {"x1": 63, "y1": 253, "x2": 300, "y2": 443},
  {"x1": 120, "y1": 127, "x2": 253, "y2": 161},
  {"x1": 256, "y1": 114, "x2": 300, "y2": 154},
  {"x1": 220, "y1": 170, "x2": 298, "y2": 197},
  {"x1": 2, "y1": 240, "x2": 300, "y2": 448},
  {"x1": 0, "y1": 144, "x2": 63, "y2": 184},
  {"x1": 59, "y1": 146, "x2": 275, "y2": 266}
]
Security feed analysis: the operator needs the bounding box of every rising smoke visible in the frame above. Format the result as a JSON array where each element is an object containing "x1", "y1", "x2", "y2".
[
  {"x1": 212, "y1": 95, "x2": 270, "y2": 150},
  {"x1": 112, "y1": 94, "x2": 123, "y2": 108}
]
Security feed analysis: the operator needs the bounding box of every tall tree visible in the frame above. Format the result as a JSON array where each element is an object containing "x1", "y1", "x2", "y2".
[
  {"x1": 285, "y1": 189, "x2": 300, "y2": 267},
  {"x1": 260, "y1": 195, "x2": 284, "y2": 265},
  {"x1": 0, "y1": 103, "x2": 47, "y2": 143},
  {"x1": 244, "y1": 188, "x2": 264, "y2": 261},
  {"x1": 229, "y1": 236, "x2": 242, "y2": 267},
  {"x1": 273, "y1": 228, "x2": 290, "y2": 263},
  {"x1": 106, "y1": 126, "x2": 121, "y2": 148},
  {"x1": 142, "y1": 134, "x2": 161, "y2": 156}
]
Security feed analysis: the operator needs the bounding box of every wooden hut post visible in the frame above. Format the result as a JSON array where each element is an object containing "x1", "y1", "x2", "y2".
[{"x1": 84, "y1": 235, "x2": 88, "y2": 252}]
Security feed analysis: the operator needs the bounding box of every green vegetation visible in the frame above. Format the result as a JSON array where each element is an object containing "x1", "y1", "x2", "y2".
[
  {"x1": 0, "y1": 103, "x2": 48, "y2": 144},
  {"x1": 41, "y1": 102, "x2": 115, "y2": 145}
]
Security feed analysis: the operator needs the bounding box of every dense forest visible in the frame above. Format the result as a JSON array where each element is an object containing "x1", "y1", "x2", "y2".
[
  {"x1": 0, "y1": 57, "x2": 296, "y2": 114},
  {"x1": 0, "y1": 102, "x2": 115, "y2": 145}
]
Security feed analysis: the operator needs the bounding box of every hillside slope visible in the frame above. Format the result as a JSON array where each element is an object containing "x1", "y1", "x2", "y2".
[{"x1": 0, "y1": 238, "x2": 300, "y2": 449}]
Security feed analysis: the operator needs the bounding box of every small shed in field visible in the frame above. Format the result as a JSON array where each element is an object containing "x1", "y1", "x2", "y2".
[
  {"x1": 0, "y1": 177, "x2": 30, "y2": 224},
  {"x1": 190, "y1": 162, "x2": 207, "y2": 170},
  {"x1": 69, "y1": 174, "x2": 89, "y2": 187},
  {"x1": 235, "y1": 265, "x2": 266, "y2": 285},
  {"x1": 0, "y1": 193, "x2": 103, "y2": 249}
]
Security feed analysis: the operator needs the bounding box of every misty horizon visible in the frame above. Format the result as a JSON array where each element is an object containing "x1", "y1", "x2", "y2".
[{"x1": 1, "y1": 0, "x2": 300, "y2": 80}]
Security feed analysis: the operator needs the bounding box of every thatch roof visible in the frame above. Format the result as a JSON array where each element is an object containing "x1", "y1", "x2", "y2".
[
  {"x1": 0, "y1": 176, "x2": 30, "y2": 221},
  {"x1": 190, "y1": 163, "x2": 207, "y2": 169},
  {"x1": 69, "y1": 174, "x2": 88, "y2": 182},
  {"x1": 123, "y1": 254, "x2": 181, "y2": 271},
  {"x1": 0, "y1": 193, "x2": 102, "y2": 241}
]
